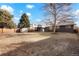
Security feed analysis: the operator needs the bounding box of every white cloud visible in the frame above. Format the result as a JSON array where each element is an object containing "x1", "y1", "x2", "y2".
[
  {"x1": 73, "y1": 9, "x2": 79, "y2": 19},
  {"x1": 13, "y1": 17, "x2": 20, "y2": 25},
  {"x1": 20, "y1": 10, "x2": 23, "y2": 13},
  {"x1": 75, "y1": 9, "x2": 79, "y2": 16},
  {"x1": 19, "y1": 10, "x2": 23, "y2": 17},
  {"x1": 0, "y1": 5, "x2": 14, "y2": 14},
  {"x1": 73, "y1": 9, "x2": 79, "y2": 27},
  {"x1": 14, "y1": 17, "x2": 19, "y2": 20},
  {"x1": 26, "y1": 4, "x2": 34, "y2": 9},
  {"x1": 26, "y1": 12, "x2": 31, "y2": 16},
  {"x1": 36, "y1": 19, "x2": 42, "y2": 22}
]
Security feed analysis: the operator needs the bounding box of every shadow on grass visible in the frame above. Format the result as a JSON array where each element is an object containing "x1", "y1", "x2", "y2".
[
  {"x1": 1, "y1": 34, "x2": 79, "y2": 56},
  {"x1": 0, "y1": 33, "x2": 36, "y2": 38},
  {"x1": 38, "y1": 31, "x2": 75, "y2": 35}
]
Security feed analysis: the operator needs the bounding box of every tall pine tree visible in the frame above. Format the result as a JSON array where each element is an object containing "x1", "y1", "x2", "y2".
[{"x1": 18, "y1": 13, "x2": 30, "y2": 29}]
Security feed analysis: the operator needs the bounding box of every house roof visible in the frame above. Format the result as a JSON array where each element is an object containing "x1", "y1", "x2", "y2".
[
  {"x1": 30, "y1": 20, "x2": 75, "y2": 28},
  {"x1": 56, "y1": 20, "x2": 75, "y2": 26}
]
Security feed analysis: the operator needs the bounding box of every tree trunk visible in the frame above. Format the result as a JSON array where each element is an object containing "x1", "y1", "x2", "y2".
[
  {"x1": 53, "y1": 4, "x2": 57, "y2": 33},
  {"x1": 53, "y1": 16, "x2": 57, "y2": 33},
  {"x1": 14, "y1": 28, "x2": 15, "y2": 32}
]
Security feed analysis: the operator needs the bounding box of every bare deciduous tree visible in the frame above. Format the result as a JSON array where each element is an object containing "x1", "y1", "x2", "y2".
[{"x1": 44, "y1": 3, "x2": 72, "y2": 33}]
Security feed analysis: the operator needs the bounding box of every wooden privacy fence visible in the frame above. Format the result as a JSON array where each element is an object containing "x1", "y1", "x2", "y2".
[
  {"x1": 0, "y1": 28, "x2": 79, "y2": 33},
  {"x1": 0, "y1": 28, "x2": 16, "y2": 33}
]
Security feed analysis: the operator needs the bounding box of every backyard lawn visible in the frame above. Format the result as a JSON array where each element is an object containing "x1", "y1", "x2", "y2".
[{"x1": 0, "y1": 32, "x2": 79, "y2": 56}]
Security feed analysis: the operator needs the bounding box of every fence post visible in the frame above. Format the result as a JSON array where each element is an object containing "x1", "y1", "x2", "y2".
[{"x1": 2, "y1": 28, "x2": 4, "y2": 33}]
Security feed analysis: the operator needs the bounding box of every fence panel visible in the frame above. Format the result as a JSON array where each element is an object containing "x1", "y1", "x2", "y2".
[{"x1": 0, "y1": 28, "x2": 16, "y2": 33}]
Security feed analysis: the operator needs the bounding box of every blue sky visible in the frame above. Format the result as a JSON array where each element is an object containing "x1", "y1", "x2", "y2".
[
  {"x1": 0, "y1": 3, "x2": 45, "y2": 25},
  {"x1": 0, "y1": 3, "x2": 79, "y2": 27}
]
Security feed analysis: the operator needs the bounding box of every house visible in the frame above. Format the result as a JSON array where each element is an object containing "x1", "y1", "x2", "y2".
[
  {"x1": 56, "y1": 20, "x2": 75, "y2": 32},
  {"x1": 29, "y1": 24, "x2": 46, "y2": 32},
  {"x1": 28, "y1": 24, "x2": 38, "y2": 32},
  {"x1": 40, "y1": 20, "x2": 76, "y2": 32},
  {"x1": 28, "y1": 20, "x2": 75, "y2": 32}
]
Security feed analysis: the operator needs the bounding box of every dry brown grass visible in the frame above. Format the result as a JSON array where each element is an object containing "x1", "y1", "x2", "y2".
[{"x1": 0, "y1": 32, "x2": 79, "y2": 56}]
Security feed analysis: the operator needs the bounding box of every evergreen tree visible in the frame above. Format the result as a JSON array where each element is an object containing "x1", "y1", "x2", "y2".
[
  {"x1": 0, "y1": 9, "x2": 16, "y2": 33},
  {"x1": 18, "y1": 13, "x2": 30, "y2": 29}
]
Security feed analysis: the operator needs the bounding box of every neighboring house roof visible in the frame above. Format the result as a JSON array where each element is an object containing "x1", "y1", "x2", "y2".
[
  {"x1": 56, "y1": 20, "x2": 75, "y2": 26},
  {"x1": 30, "y1": 20, "x2": 75, "y2": 28},
  {"x1": 30, "y1": 24, "x2": 37, "y2": 27}
]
